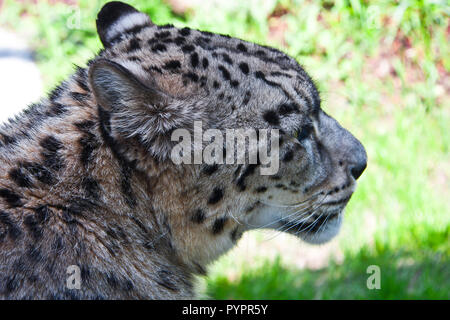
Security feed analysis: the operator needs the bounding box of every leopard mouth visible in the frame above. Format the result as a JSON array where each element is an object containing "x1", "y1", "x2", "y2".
[
  {"x1": 281, "y1": 210, "x2": 340, "y2": 234},
  {"x1": 279, "y1": 195, "x2": 351, "y2": 243},
  {"x1": 321, "y1": 195, "x2": 352, "y2": 206}
]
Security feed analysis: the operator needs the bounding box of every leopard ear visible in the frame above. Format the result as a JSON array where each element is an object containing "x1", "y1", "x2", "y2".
[
  {"x1": 89, "y1": 59, "x2": 183, "y2": 159},
  {"x1": 96, "y1": 1, "x2": 152, "y2": 48},
  {"x1": 89, "y1": 58, "x2": 167, "y2": 111}
]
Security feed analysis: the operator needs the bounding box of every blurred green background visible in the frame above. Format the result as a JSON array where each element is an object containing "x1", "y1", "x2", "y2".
[{"x1": 0, "y1": 0, "x2": 448, "y2": 299}]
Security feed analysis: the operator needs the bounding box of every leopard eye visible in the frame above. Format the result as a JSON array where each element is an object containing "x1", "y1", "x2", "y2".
[{"x1": 296, "y1": 123, "x2": 314, "y2": 141}]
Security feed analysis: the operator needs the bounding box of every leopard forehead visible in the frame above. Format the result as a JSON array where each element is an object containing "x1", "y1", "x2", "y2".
[{"x1": 97, "y1": 19, "x2": 320, "y2": 131}]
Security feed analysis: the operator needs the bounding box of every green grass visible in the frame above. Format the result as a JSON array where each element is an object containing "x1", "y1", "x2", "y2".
[
  {"x1": 207, "y1": 232, "x2": 449, "y2": 299},
  {"x1": 1, "y1": 0, "x2": 448, "y2": 299}
]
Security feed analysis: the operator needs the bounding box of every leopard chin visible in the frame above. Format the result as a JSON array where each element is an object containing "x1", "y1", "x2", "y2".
[
  {"x1": 295, "y1": 212, "x2": 343, "y2": 245},
  {"x1": 283, "y1": 195, "x2": 352, "y2": 244},
  {"x1": 247, "y1": 189, "x2": 354, "y2": 246}
]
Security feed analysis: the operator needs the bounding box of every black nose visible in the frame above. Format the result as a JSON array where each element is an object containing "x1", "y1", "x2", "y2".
[{"x1": 350, "y1": 161, "x2": 367, "y2": 180}]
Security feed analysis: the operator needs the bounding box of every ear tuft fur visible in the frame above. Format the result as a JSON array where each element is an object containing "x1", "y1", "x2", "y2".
[
  {"x1": 96, "y1": 1, "x2": 151, "y2": 48},
  {"x1": 88, "y1": 58, "x2": 165, "y2": 111},
  {"x1": 89, "y1": 59, "x2": 202, "y2": 160}
]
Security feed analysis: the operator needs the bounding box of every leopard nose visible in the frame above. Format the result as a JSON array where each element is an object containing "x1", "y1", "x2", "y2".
[
  {"x1": 350, "y1": 161, "x2": 367, "y2": 180},
  {"x1": 347, "y1": 133, "x2": 367, "y2": 180}
]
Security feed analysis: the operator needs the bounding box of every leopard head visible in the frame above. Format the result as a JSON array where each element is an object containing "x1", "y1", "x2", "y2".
[{"x1": 88, "y1": 2, "x2": 367, "y2": 265}]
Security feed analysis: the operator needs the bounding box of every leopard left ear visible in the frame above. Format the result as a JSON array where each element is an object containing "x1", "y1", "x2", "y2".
[
  {"x1": 89, "y1": 58, "x2": 167, "y2": 112},
  {"x1": 96, "y1": 1, "x2": 152, "y2": 48},
  {"x1": 89, "y1": 59, "x2": 185, "y2": 159}
]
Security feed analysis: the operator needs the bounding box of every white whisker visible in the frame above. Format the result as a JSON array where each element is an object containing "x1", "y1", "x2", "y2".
[
  {"x1": 259, "y1": 191, "x2": 324, "y2": 208},
  {"x1": 261, "y1": 193, "x2": 328, "y2": 241},
  {"x1": 245, "y1": 193, "x2": 322, "y2": 230}
]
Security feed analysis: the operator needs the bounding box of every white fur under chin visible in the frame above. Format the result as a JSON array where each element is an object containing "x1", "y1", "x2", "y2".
[
  {"x1": 246, "y1": 205, "x2": 344, "y2": 245},
  {"x1": 299, "y1": 215, "x2": 343, "y2": 245}
]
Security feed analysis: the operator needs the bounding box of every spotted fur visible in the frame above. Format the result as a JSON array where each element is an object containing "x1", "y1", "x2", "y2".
[{"x1": 0, "y1": 2, "x2": 366, "y2": 299}]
